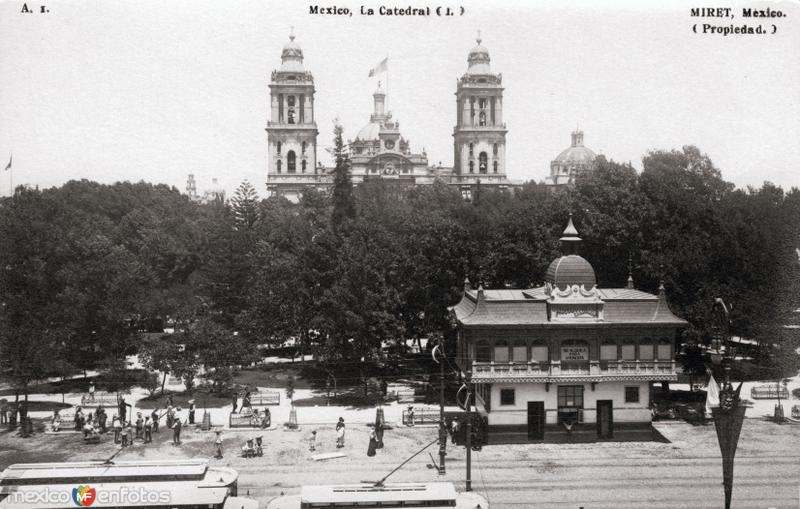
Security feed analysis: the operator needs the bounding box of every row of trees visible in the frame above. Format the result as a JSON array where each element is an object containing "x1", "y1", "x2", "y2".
[{"x1": 1, "y1": 129, "x2": 798, "y2": 397}]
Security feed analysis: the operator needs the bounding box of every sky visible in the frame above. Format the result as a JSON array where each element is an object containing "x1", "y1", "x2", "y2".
[{"x1": 1, "y1": 0, "x2": 798, "y2": 198}]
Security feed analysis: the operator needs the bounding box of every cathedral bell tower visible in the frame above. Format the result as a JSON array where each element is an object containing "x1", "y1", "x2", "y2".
[
  {"x1": 266, "y1": 31, "x2": 318, "y2": 181},
  {"x1": 453, "y1": 33, "x2": 507, "y2": 177}
]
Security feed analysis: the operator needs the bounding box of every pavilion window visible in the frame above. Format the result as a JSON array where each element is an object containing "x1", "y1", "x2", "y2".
[
  {"x1": 490, "y1": 97, "x2": 496, "y2": 125},
  {"x1": 287, "y1": 151, "x2": 296, "y2": 173},
  {"x1": 301, "y1": 159, "x2": 307, "y2": 172},
  {"x1": 475, "y1": 341, "x2": 491, "y2": 363},
  {"x1": 469, "y1": 160, "x2": 474, "y2": 173},
  {"x1": 657, "y1": 341, "x2": 671, "y2": 360},
  {"x1": 278, "y1": 94, "x2": 284, "y2": 123},
  {"x1": 302, "y1": 141, "x2": 307, "y2": 155},
  {"x1": 493, "y1": 160, "x2": 498, "y2": 173},
  {"x1": 512, "y1": 340, "x2": 527, "y2": 362},
  {"x1": 469, "y1": 143, "x2": 474, "y2": 157},
  {"x1": 557, "y1": 385, "x2": 584, "y2": 425},
  {"x1": 639, "y1": 343, "x2": 654, "y2": 360},
  {"x1": 621, "y1": 343, "x2": 636, "y2": 362},
  {"x1": 479, "y1": 152, "x2": 488, "y2": 173},
  {"x1": 600, "y1": 343, "x2": 617, "y2": 369},
  {"x1": 530, "y1": 345, "x2": 548, "y2": 368},
  {"x1": 494, "y1": 340, "x2": 509, "y2": 363},
  {"x1": 276, "y1": 159, "x2": 282, "y2": 173},
  {"x1": 560, "y1": 341, "x2": 589, "y2": 371},
  {"x1": 276, "y1": 141, "x2": 282, "y2": 155},
  {"x1": 478, "y1": 98, "x2": 487, "y2": 126}
]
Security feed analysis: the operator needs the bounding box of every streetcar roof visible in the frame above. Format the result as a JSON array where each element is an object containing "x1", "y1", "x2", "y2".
[
  {"x1": 0, "y1": 460, "x2": 210, "y2": 484},
  {"x1": 301, "y1": 482, "x2": 458, "y2": 504}
]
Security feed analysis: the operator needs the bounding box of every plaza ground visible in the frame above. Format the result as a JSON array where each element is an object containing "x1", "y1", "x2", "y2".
[{"x1": 1, "y1": 416, "x2": 798, "y2": 509}]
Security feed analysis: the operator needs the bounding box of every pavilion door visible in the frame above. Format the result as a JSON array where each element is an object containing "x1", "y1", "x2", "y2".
[
  {"x1": 597, "y1": 400, "x2": 613, "y2": 438},
  {"x1": 527, "y1": 401, "x2": 545, "y2": 441}
]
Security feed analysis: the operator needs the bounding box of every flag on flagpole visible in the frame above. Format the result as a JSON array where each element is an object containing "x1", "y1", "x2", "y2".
[
  {"x1": 368, "y1": 57, "x2": 388, "y2": 77},
  {"x1": 705, "y1": 374, "x2": 720, "y2": 415},
  {"x1": 3, "y1": 154, "x2": 10, "y2": 171}
]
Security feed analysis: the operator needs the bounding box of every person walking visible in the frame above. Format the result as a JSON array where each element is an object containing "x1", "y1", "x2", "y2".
[
  {"x1": 241, "y1": 391, "x2": 251, "y2": 413},
  {"x1": 335, "y1": 417, "x2": 345, "y2": 448},
  {"x1": 144, "y1": 416, "x2": 152, "y2": 443},
  {"x1": 97, "y1": 406, "x2": 107, "y2": 433},
  {"x1": 118, "y1": 397, "x2": 130, "y2": 425},
  {"x1": 308, "y1": 430, "x2": 317, "y2": 452},
  {"x1": 367, "y1": 430, "x2": 378, "y2": 457},
  {"x1": 135, "y1": 413, "x2": 143, "y2": 441},
  {"x1": 88, "y1": 382, "x2": 95, "y2": 403},
  {"x1": 172, "y1": 414, "x2": 182, "y2": 445},
  {"x1": 188, "y1": 400, "x2": 195, "y2": 425},
  {"x1": 112, "y1": 416, "x2": 122, "y2": 444},
  {"x1": 375, "y1": 421, "x2": 384, "y2": 449},
  {"x1": 231, "y1": 393, "x2": 238, "y2": 414},
  {"x1": 1, "y1": 400, "x2": 8, "y2": 425},
  {"x1": 166, "y1": 406, "x2": 174, "y2": 429},
  {"x1": 214, "y1": 430, "x2": 223, "y2": 459},
  {"x1": 151, "y1": 408, "x2": 160, "y2": 432}
]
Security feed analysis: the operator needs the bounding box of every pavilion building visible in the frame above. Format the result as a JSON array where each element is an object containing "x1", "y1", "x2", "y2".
[{"x1": 450, "y1": 216, "x2": 687, "y2": 443}]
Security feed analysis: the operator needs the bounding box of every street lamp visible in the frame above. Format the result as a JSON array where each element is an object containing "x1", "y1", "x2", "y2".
[{"x1": 709, "y1": 298, "x2": 746, "y2": 509}]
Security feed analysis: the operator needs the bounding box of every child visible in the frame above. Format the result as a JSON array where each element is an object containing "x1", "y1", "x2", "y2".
[
  {"x1": 121, "y1": 422, "x2": 129, "y2": 447},
  {"x1": 214, "y1": 430, "x2": 223, "y2": 459},
  {"x1": 309, "y1": 430, "x2": 317, "y2": 452}
]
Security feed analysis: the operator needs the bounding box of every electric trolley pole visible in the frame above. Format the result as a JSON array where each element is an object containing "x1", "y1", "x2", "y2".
[
  {"x1": 464, "y1": 369, "x2": 472, "y2": 492},
  {"x1": 438, "y1": 346, "x2": 447, "y2": 475}
]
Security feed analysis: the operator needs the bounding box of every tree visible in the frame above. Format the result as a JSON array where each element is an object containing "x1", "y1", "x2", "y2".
[
  {"x1": 231, "y1": 180, "x2": 260, "y2": 231},
  {"x1": 139, "y1": 334, "x2": 184, "y2": 395},
  {"x1": 331, "y1": 122, "x2": 356, "y2": 230}
]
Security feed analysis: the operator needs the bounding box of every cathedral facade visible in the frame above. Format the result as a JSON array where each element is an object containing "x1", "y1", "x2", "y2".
[
  {"x1": 265, "y1": 35, "x2": 515, "y2": 202},
  {"x1": 264, "y1": 34, "x2": 597, "y2": 202}
]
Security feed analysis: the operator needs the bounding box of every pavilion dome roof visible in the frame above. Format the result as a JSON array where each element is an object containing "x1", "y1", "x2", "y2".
[
  {"x1": 279, "y1": 34, "x2": 305, "y2": 72},
  {"x1": 544, "y1": 215, "x2": 597, "y2": 290},
  {"x1": 356, "y1": 121, "x2": 381, "y2": 141},
  {"x1": 545, "y1": 255, "x2": 597, "y2": 290}
]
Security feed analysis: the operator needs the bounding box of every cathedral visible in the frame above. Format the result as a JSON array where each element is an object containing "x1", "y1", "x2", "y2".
[{"x1": 265, "y1": 33, "x2": 594, "y2": 202}]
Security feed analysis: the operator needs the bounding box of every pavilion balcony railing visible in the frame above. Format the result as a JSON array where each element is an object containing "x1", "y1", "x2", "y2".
[{"x1": 471, "y1": 360, "x2": 676, "y2": 378}]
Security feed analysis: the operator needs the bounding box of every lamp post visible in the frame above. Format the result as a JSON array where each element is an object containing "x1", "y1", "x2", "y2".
[{"x1": 709, "y1": 298, "x2": 746, "y2": 509}]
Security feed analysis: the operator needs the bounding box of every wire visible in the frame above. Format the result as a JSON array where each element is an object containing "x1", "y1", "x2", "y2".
[{"x1": 474, "y1": 450, "x2": 491, "y2": 507}]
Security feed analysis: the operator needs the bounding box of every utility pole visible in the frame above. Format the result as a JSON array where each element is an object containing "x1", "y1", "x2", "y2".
[
  {"x1": 464, "y1": 369, "x2": 472, "y2": 492},
  {"x1": 438, "y1": 345, "x2": 446, "y2": 475}
]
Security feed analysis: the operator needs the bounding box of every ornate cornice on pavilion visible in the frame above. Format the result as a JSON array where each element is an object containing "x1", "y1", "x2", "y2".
[{"x1": 546, "y1": 283, "x2": 604, "y2": 321}]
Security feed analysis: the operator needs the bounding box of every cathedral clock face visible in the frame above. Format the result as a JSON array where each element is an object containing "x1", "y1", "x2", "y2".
[{"x1": 385, "y1": 140, "x2": 395, "y2": 150}]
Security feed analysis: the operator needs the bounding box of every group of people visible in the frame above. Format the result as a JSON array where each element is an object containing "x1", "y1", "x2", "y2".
[
  {"x1": 307, "y1": 417, "x2": 384, "y2": 457},
  {"x1": 49, "y1": 397, "x2": 191, "y2": 448},
  {"x1": 1, "y1": 400, "x2": 27, "y2": 429}
]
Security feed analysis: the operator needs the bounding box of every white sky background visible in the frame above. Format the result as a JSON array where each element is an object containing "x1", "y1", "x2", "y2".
[{"x1": 1, "y1": 0, "x2": 798, "y2": 198}]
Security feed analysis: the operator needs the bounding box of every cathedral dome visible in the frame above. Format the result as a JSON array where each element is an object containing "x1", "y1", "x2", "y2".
[
  {"x1": 466, "y1": 35, "x2": 491, "y2": 75},
  {"x1": 280, "y1": 34, "x2": 305, "y2": 73},
  {"x1": 545, "y1": 215, "x2": 597, "y2": 290},
  {"x1": 553, "y1": 130, "x2": 596, "y2": 164},
  {"x1": 356, "y1": 121, "x2": 381, "y2": 141}
]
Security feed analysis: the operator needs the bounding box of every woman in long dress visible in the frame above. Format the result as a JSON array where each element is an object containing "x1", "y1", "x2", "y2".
[{"x1": 367, "y1": 431, "x2": 377, "y2": 457}]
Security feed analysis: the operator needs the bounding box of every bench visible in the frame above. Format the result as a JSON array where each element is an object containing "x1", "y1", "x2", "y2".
[
  {"x1": 229, "y1": 409, "x2": 271, "y2": 429},
  {"x1": 248, "y1": 391, "x2": 280, "y2": 406},
  {"x1": 80, "y1": 393, "x2": 119, "y2": 407},
  {"x1": 401, "y1": 408, "x2": 441, "y2": 426},
  {"x1": 396, "y1": 389, "x2": 422, "y2": 404},
  {"x1": 750, "y1": 384, "x2": 789, "y2": 400}
]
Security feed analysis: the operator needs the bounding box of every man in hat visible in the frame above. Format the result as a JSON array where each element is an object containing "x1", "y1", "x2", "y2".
[
  {"x1": 135, "y1": 412, "x2": 143, "y2": 441},
  {"x1": 188, "y1": 400, "x2": 196, "y2": 425},
  {"x1": 151, "y1": 407, "x2": 160, "y2": 432},
  {"x1": 144, "y1": 416, "x2": 152, "y2": 443},
  {"x1": 172, "y1": 409, "x2": 182, "y2": 445}
]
